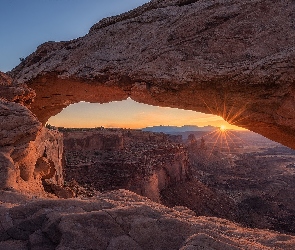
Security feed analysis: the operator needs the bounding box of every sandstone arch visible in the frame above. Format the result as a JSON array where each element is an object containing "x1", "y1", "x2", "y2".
[
  {"x1": 2, "y1": 1, "x2": 295, "y2": 247},
  {"x1": 8, "y1": 0, "x2": 295, "y2": 149}
]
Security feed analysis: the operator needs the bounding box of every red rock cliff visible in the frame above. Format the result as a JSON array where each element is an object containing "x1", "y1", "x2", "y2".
[{"x1": 62, "y1": 128, "x2": 189, "y2": 202}]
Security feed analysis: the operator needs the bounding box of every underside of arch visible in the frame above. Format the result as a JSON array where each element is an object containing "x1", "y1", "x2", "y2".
[{"x1": 8, "y1": 0, "x2": 295, "y2": 149}]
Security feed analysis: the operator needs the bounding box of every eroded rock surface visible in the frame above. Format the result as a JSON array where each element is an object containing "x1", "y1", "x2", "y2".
[
  {"x1": 0, "y1": 71, "x2": 35, "y2": 105},
  {"x1": 0, "y1": 72, "x2": 12, "y2": 86},
  {"x1": 1, "y1": 189, "x2": 295, "y2": 250},
  {"x1": 9, "y1": 0, "x2": 295, "y2": 149},
  {"x1": 0, "y1": 91, "x2": 63, "y2": 195},
  {"x1": 61, "y1": 128, "x2": 188, "y2": 202}
]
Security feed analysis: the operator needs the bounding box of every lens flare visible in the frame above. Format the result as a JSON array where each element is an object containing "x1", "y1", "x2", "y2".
[{"x1": 220, "y1": 125, "x2": 227, "y2": 131}]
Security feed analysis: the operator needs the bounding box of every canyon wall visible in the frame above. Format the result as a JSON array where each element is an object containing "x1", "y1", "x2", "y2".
[
  {"x1": 62, "y1": 128, "x2": 188, "y2": 202},
  {"x1": 62, "y1": 128, "x2": 124, "y2": 151}
]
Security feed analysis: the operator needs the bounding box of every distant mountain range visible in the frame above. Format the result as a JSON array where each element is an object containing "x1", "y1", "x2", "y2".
[{"x1": 142, "y1": 125, "x2": 217, "y2": 133}]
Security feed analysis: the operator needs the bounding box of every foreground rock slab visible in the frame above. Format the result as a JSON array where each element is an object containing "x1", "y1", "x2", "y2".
[{"x1": 1, "y1": 189, "x2": 295, "y2": 250}]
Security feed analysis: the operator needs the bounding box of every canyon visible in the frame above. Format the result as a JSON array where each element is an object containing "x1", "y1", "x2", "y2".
[
  {"x1": 60, "y1": 127, "x2": 295, "y2": 234},
  {"x1": 61, "y1": 128, "x2": 187, "y2": 202},
  {"x1": 1, "y1": 0, "x2": 295, "y2": 248}
]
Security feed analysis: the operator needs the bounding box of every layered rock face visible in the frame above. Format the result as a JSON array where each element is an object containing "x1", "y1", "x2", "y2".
[
  {"x1": 0, "y1": 72, "x2": 63, "y2": 195},
  {"x1": 62, "y1": 128, "x2": 124, "y2": 151},
  {"x1": 62, "y1": 128, "x2": 188, "y2": 202},
  {"x1": 9, "y1": 0, "x2": 295, "y2": 149},
  {"x1": 0, "y1": 108, "x2": 64, "y2": 194}
]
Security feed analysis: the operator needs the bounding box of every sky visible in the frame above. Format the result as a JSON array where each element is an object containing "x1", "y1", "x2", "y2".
[
  {"x1": 1, "y1": 0, "x2": 244, "y2": 130},
  {"x1": 0, "y1": 0, "x2": 149, "y2": 72},
  {"x1": 47, "y1": 99, "x2": 244, "y2": 130}
]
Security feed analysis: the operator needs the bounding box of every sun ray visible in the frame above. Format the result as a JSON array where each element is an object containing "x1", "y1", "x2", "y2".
[
  {"x1": 220, "y1": 132, "x2": 224, "y2": 150},
  {"x1": 223, "y1": 130, "x2": 242, "y2": 149},
  {"x1": 206, "y1": 131, "x2": 222, "y2": 160},
  {"x1": 230, "y1": 114, "x2": 253, "y2": 126},
  {"x1": 206, "y1": 129, "x2": 221, "y2": 142},
  {"x1": 223, "y1": 131, "x2": 236, "y2": 165},
  {"x1": 227, "y1": 110, "x2": 246, "y2": 124},
  {"x1": 225, "y1": 105, "x2": 236, "y2": 122},
  {"x1": 191, "y1": 92, "x2": 251, "y2": 163},
  {"x1": 227, "y1": 101, "x2": 251, "y2": 124},
  {"x1": 213, "y1": 95, "x2": 221, "y2": 117},
  {"x1": 226, "y1": 130, "x2": 251, "y2": 147},
  {"x1": 198, "y1": 95, "x2": 216, "y2": 116},
  {"x1": 222, "y1": 92, "x2": 228, "y2": 121},
  {"x1": 195, "y1": 129, "x2": 219, "y2": 140},
  {"x1": 224, "y1": 131, "x2": 231, "y2": 154}
]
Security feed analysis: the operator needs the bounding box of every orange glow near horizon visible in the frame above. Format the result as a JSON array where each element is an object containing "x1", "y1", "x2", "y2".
[
  {"x1": 220, "y1": 125, "x2": 227, "y2": 132},
  {"x1": 47, "y1": 98, "x2": 247, "y2": 130}
]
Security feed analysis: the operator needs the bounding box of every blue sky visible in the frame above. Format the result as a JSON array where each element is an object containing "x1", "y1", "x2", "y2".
[{"x1": 0, "y1": 0, "x2": 149, "y2": 72}]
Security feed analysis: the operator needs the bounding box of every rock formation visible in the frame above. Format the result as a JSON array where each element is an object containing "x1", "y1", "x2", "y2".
[
  {"x1": 0, "y1": 72, "x2": 34, "y2": 105},
  {"x1": 1, "y1": 189, "x2": 295, "y2": 250},
  {"x1": 62, "y1": 128, "x2": 124, "y2": 151},
  {"x1": 0, "y1": 72, "x2": 12, "y2": 85},
  {"x1": 0, "y1": 73, "x2": 63, "y2": 195},
  {"x1": 161, "y1": 179, "x2": 238, "y2": 221},
  {"x1": 1, "y1": 0, "x2": 295, "y2": 248},
  {"x1": 8, "y1": 0, "x2": 295, "y2": 149},
  {"x1": 61, "y1": 128, "x2": 189, "y2": 202}
]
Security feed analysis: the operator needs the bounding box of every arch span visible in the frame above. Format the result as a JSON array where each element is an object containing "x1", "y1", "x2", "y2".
[
  {"x1": 10, "y1": 0, "x2": 295, "y2": 149},
  {"x1": 22, "y1": 74, "x2": 295, "y2": 150}
]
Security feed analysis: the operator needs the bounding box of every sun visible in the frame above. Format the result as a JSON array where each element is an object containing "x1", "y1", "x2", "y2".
[{"x1": 220, "y1": 125, "x2": 227, "y2": 132}]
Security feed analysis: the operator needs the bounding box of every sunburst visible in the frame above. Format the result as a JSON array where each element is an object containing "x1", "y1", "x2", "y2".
[
  {"x1": 194, "y1": 91, "x2": 252, "y2": 164},
  {"x1": 220, "y1": 125, "x2": 227, "y2": 132}
]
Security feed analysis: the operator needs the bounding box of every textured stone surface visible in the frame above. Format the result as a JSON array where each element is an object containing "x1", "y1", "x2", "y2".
[
  {"x1": 62, "y1": 128, "x2": 188, "y2": 202},
  {"x1": 1, "y1": 189, "x2": 295, "y2": 250},
  {"x1": 9, "y1": 0, "x2": 295, "y2": 149},
  {"x1": 0, "y1": 71, "x2": 35, "y2": 105},
  {"x1": 0, "y1": 99, "x2": 63, "y2": 194},
  {"x1": 0, "y1": 99, "x2": 40, "y2": 190},
  {"x1": 161, "y1": 179, "x2": 237, "y2": 221},
  {"x1": 0, "y1": 72, "x2": 12, "y2": 86}
]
